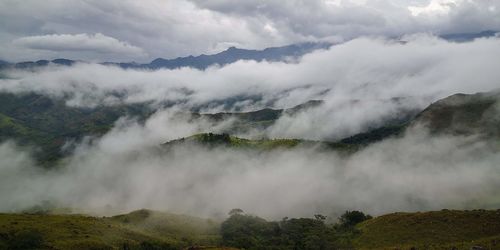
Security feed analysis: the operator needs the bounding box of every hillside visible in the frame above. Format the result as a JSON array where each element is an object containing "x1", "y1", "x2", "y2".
[
  {"x1": 0, "y1": 210, "x2": 227, "y2": 250},
  {"x1": 1, "y1": 91, "x2": 499, "y2": 166},
  {"x1": 354, "y1": 209, "x2": 500, "y2": 249},
  {"x1": 0, "y1": 92, "x2": 153, "y2": 166},
  {"x1": 161, "y1": 133, "x2": 357, "y2": 153},
  {"x1": 0, "y1": 42, "x2": 331, "y2": 70},
  {"x1": 410, "y1": 91, "x2": 500, "y2": 137},
  {"x1": 3, "y1": 209, "x2": 500, "y2": 249}
]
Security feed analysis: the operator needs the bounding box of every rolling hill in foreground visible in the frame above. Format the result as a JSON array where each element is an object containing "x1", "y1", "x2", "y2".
[{"x1": 1, "y1": 209, "x2": 500, "y2": 249}]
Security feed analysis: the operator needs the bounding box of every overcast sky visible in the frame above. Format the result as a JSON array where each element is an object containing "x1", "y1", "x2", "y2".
[{"x1": 1, "y1": 0, "x2": 499, "y2": 62}]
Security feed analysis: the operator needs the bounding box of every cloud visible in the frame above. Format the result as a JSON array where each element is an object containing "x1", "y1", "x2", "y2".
[
  {"x1": 1, "y1": 0, "x2": 500, "y2": 61},
  {"x1": 0, "y1": 34, "x2": 500, "y2": 219},
  {"x1": 13, "y1": 33, "x2": 146, "y2": 56},
  {"x1": 0, "y1": 112, "x2": 499, "y2": 219},
  {"x1": 1, "y1": 35, "x2": 499, "y2": 139}
]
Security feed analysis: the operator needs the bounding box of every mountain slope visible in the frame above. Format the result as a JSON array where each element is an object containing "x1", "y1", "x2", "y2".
[
  {"x1": 161, "y1": 132, "x2": 357, "y2": 153},
  {"x1": 0, "y1": 210, "x2": 227, "y2": 250},
  {"x1": 146, "y1": 42, "x2": 330, "y2": 70},
  {"x1": 0, "y1": 42, "x2": 331, "y2": 70},
  {"x1": 410, "y1": 91, "x2": 500, "y2": 137},
  {"x1": 354, "y1": 209, "x2": 500, "y2": 249},
  {"x1": 0, "y1": 92, "x2": 153, "y2": 165}
]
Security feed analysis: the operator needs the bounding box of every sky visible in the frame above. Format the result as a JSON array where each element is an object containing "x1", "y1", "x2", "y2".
[{"x1": 1, "y1": 0, "x2": 499, "y2": 62}]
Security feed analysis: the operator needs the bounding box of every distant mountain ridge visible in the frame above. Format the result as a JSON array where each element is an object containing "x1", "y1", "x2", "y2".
[
  {"x1": 1, "y1": 42, "x2": 331, "y2": 70},
  {"x1": 2, "y1": 90, "x2": 499, "y2": 166},
  {"x1": 1, "y1": 30, "x2": 496, "y2": 70}
]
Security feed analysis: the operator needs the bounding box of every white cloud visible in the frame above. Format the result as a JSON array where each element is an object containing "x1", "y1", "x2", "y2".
[
  {"x1": 408, "y1": 0, "x2": 459, "y2": 16},
  {"x1": 13, "y1": 33, "x2": 146, "y2": 56},
  {"x1": 2, "y1": 35, "x2": 500, "y2": 139},
  {"x1": 1, "y1": 0, "x2": 500, "y2": 61},
  {"x1": 1, "y1": 114, "x2": 499, "y2": 218}
]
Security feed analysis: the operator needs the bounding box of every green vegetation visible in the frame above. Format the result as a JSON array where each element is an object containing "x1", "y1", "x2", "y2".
[
  {"x1": 354, "y1": 209, "x2": 500, "y2": 249},
  {"x1": 109, "y1": 209, "x2": 220, "y2": 246},
  {"x1": 219, "y1": 209, "x2": 371, "y2": 250},
  {"x1": 411, "y1": 92, "x2": 500, "y2": 137},
  {"x1": 0, "y1": 92, "x2": 153, "y2": 166},
  {"x1": 2, "y1": 209, "x2": 500, "y2": 249},
  {"x1": 162, "y1": 133, "x2": 358, "y2": 153},
  {"x1": 0, "y1": 210, "x2": 223, "y2": 250}
]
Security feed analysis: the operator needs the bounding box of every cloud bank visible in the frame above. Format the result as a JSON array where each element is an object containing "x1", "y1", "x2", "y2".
[
  {"x1": 13, "y1": 33, "x2": 146, "y2": 57},
  {"x1": 0, "y1": 113, "x2": 499, "y2": 219},
  {"x1": 2, "y1": 35, "x2": 499, "y2": 139},
  {"x1": 1, "y1": 0, "x2": 499, "y2": 61},
  {"x1": 0, "y1": 35, "x2": 499, "y2": 219}
]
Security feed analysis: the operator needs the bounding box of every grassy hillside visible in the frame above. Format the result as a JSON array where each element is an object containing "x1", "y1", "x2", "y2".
[
  {"x1": 354, "y1": 209, "x2": 500, "y2": 250},
  {"x1": 0, "y1": 210, "x2": 228, "y2": 250},
  {"x1": 109, "y1": 209, "x2": 220, "y2": 246},
  {"x1": 2, "y1": 209, "x2": 500, "y2": 249},
  {"x1": 410, "y1": 92, "x2": 500, "y2": 137},
  {"x1": 0, "y1": 92, "x2": 153, "y2": 166},
  {"x1": 162, "y1": 133, "x2": 358, "y2": 153}
]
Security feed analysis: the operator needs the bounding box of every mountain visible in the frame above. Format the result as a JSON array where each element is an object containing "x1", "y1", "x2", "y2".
[
  {"x1": 145, "y1": 42, "x2": 331, "y2": 70},
  {"x1": 0, "y1": 92, "x2": 153, "y2": 165},
  {"x1": 1, "y1": 30, "x2": 497, "y2": 71},
  {"x1": 0, "y1": 42, "x2": 332, "y2": 71},
  {"x1": 190, "y1": 99, "x2": 325, "y2": 133},
  {"x1": 168, "y1": 91, "x2": 500, "y2": 149},
  {"x1": 0, "y1": 93, "x2": 327, "y2": 165},
  {"x1": 409, "y1": 91, "x2": 500, "y2": 137},
  {"x1": 1, "y1": 91, "x2": 499, "y2": 166},
  {"x1": 161, "y1": 133, "x2": 357, "y2": 154},
  {"x1": 440, "y1": 30, "x2": 498, "y2": 42}
]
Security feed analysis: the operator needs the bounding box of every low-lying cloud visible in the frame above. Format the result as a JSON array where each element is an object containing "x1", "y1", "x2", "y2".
[
  {"x1": 0, "y1": 111, "x2": 499, "y2": 219},
  {"x1": 1, "y1": 35, "x2": 499, "y2": 219},
  {"x1": 1, "y1": 35, "x2": 500, "y2": 139},
  {"x1": 13, "y1": 33, "x2": 146, "y2": 57}
]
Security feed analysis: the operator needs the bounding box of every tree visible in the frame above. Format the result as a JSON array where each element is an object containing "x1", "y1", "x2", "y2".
[
  {"x1": 339, "y1": 210, "x2": 372, "y2": 228},
  {"x1": 228, "y1": 208, "x2": 244, "y2": 216}
]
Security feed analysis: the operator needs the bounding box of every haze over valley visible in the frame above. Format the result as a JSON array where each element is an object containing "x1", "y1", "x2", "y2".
[{"x1": 1, "y1": 1, "x2": 500, "y2": 249}]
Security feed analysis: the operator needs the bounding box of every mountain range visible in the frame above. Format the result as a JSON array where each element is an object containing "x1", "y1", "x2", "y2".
[
  {"x1": 0, "y1": 42, "x2": 331, "y2": 70},
  {"x1": 1, "y1": 90, "x2": 499, "y2": 166},
  {"x1": 0, "y1": 30, "x2": 496, "y2": 71}
]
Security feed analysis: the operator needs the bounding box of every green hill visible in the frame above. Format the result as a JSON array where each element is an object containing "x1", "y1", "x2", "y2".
[
  {"x1": 109, "y1": 209, "x2": 220, "y2": 246},
  {"x1": 2, "y1": 209, "x2": 500, "y2": 249},
  {"x1": 162, "y1": 132, "x2": 357, "y2": 153},
  {"x1": 0, "y1": 92, "x2": 153, "y2": 166},
  {"x1": 2, "y1": 91, "x2": 499, "y2": 166},
  {"x1": 0, "y1": 210, "x2": 227, "y2": 250},
  {"x1": 410, "y1": 91, "x2": 500, "y2": 137},
  {"x1": 354, "y1": 209, "x2": 500, "y2": 249}
]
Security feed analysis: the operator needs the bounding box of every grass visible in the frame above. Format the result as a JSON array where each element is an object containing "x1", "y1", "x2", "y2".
[
  {"x1": 109, "y1": 209, "x2": 221, "y2": 246},
  {"x1": 0, "y1": 210, "x2": 228, "y2": 250},
  {"x1": 3, "y1": 209, "x2": 500, "y2": 249},
  {"x1": 164, "y1": 133, "x2": 357, "y2": 153},
  {"x1": 354, "y1": 209, "x2": 500, "y2": 250}
]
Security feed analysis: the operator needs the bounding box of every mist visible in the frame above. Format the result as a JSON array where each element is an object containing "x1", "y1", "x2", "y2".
[
  {"x1": 2, "y1": 35, "x2": 500, "y2": 140},
  {"x1": 0, "y1": 109, "x2": 499, "y2": 220},
  {"x1": 1, "y1": 35, "x2": 500, "y2": 219}
]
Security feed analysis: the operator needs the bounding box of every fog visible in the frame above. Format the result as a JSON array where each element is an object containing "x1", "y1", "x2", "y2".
[
  {"x1": 0, "y1": 111, "x2": 499, "y2": 219},
  {"x1": 0, "y1": 35, "x2": 500, "y2": 219},
  {"x1": 2, "y1": 35, "x2": 500, "y2": 140}
]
